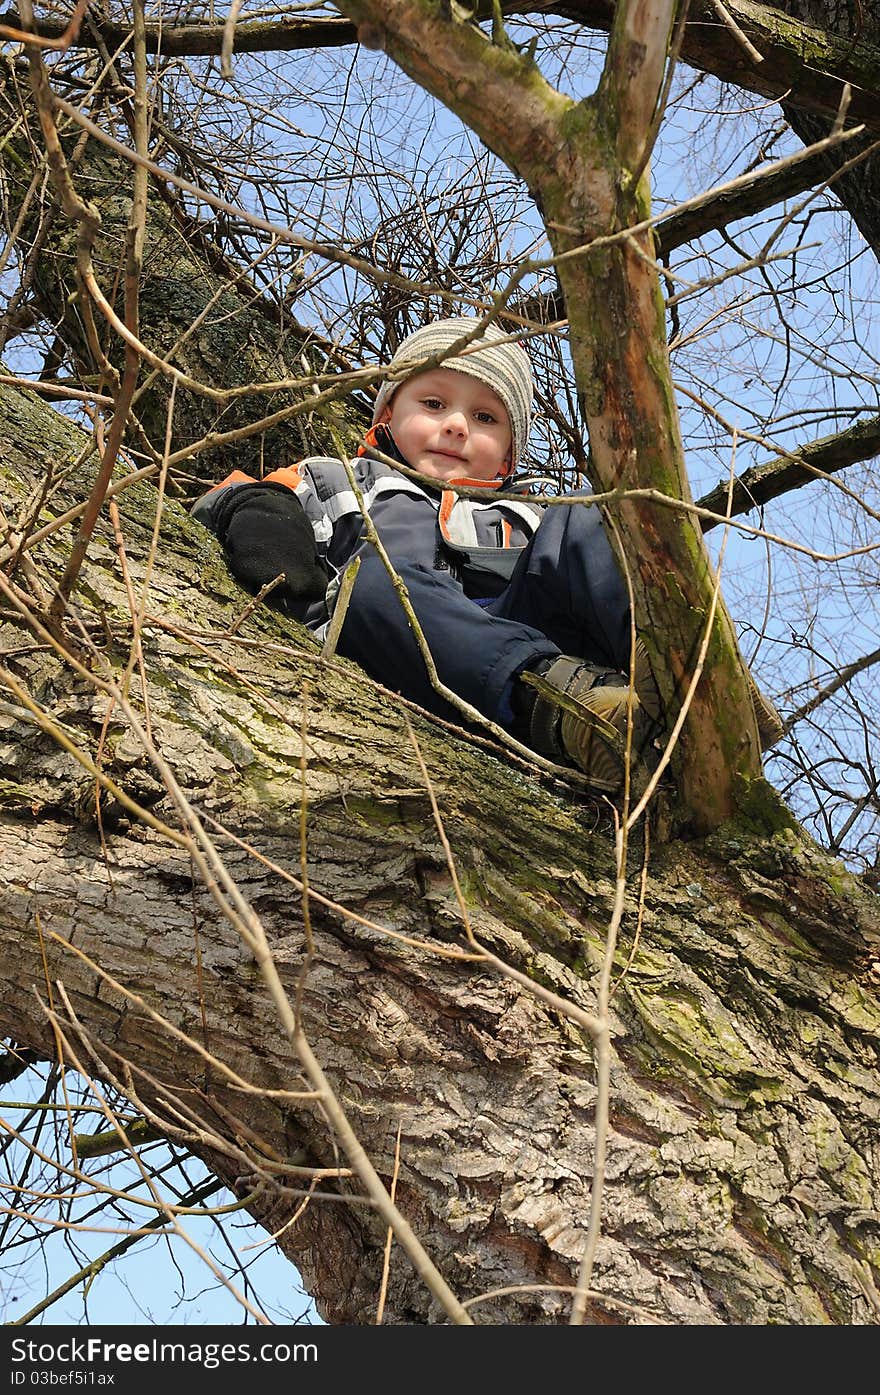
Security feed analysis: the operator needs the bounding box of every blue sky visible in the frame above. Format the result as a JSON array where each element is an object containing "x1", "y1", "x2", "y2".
[{"x1": 2, "y1": 1110, "x2": 323, "y2": 1325}]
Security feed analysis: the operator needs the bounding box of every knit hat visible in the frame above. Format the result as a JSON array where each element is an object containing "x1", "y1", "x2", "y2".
[{"x1": 371, "y1": 317, "x2": 534, "y2": 470}]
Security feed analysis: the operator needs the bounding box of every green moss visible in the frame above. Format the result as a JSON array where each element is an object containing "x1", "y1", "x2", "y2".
[
  {"x1": 0, "y1": 779, "x2": 40, "y2": 812},
  {"x1": 828, "y1": 980, "x2": 880, "y2": 1034},
  {"x1": 337, "y1": 793, "x2": 432, "y2": 832},
  {"x1": 557, "y1": 94, "x2": 599, "y2": 146},
  {"x1": 625, "y1": 975, "x2": 792, "y2": 1107},
  {"x1": 731, "y1": 774, "x2": 803, "y2": 838}
]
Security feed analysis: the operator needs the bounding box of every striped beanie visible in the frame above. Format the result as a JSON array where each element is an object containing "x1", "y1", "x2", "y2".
[{"x1": 371, "y1": 317, "x2": 534, "y2": 470}]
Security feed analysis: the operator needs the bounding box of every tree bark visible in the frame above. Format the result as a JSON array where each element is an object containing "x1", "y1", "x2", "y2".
[
  {"x1": 1, "y1": 379, "x2": 879, "y2": 1325},
  {"x1": 0, "y1": 96, "x2": 369, "y2": 483}
]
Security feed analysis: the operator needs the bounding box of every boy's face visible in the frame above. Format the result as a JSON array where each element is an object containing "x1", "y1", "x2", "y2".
[{"x1": 379, "y1": 367, "x2": 512, "y2": 481}]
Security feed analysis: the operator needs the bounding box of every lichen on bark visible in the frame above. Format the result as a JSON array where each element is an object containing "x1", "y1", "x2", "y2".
[{"x1": 1, "y1": 380, "x2": 879, "y2": 1324}]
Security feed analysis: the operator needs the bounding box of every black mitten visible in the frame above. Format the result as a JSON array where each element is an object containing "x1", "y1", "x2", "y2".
[{"x1": 212, "y1": 482, "x2": 328, "y2": 609}]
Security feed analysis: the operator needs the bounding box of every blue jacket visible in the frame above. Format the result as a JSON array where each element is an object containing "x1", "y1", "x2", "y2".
[{"x1": 192, "y1": 439, "x2": 549, "y2": 630}]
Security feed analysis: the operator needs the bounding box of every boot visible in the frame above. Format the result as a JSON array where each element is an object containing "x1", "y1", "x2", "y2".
[{"x1": 521, "y1": 643, "x2": 663, "y2": 794}]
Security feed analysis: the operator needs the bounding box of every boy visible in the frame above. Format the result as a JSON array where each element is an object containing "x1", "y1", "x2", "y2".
[{"x1": 192, "y1": 318, "x2": 679, "y2": 792}]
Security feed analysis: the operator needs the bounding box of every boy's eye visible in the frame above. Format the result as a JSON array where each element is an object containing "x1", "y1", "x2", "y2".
[
  {"x1": 421, "y1": 397, "x2": 444, "y2": 409},
  {"x1": 475, "y1": 410, "x2": 496, "y2": 424}
]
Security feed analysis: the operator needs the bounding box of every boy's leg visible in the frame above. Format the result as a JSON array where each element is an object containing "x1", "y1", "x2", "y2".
[
  {"x1": 336, "y1": 553, "x2": 559, "y2": 726},
  {"x1": 489, "y1": 499, "x2": 665, "y2": 788},
  {"x1": 488, "y1": 496, "x2": 633, "y2": 671},
  {"x1": 336, "y1": 544, "x2": 662, "y2": 793}
]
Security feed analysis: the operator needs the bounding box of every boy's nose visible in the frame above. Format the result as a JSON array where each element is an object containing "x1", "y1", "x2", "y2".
[{"x1": 443, "y1": 410, "x2": 467, "y2": 436}]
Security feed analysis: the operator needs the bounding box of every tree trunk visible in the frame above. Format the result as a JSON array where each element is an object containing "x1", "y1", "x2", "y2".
[
  {"x1": 1, "y1": 379, "x2": 879, "y2": 1325},
  {"x1": 0, "y1": 102, "x2": 368, "y2": 483}
]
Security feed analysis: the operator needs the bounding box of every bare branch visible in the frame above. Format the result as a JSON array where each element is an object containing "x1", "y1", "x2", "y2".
[
  {"x1": 697, "y1": 414, "x2": 880, "y2": 527},
  {"x1": 0, "y1": 10, "x2": 358, "y2": 56}
]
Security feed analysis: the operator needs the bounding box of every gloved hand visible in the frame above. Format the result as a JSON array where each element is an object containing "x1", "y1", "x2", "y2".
[{"x1": 211, "y1": 482, "x2": 328, "y2": 611}]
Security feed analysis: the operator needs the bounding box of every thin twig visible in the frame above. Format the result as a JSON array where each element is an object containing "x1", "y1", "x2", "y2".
[
  {"x1": 320, "y1": 557, "x2": 360, "y2": 659},
  {"x1": 7, "y1": 1178, "x2": 225, "y2": 1327},
  {"x1": 709, "y1": 0, "x2": 764, "y2": 63},
  {"x1": 224, "y1": 573, "x2": 286, "y2": 636},
  {"x1": 376, "y1": 1123, "x2": 402, "y2": 1325}
]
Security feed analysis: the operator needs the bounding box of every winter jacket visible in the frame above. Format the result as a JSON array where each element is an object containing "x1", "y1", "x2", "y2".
[{"x1": 191, "y1": 434, "x2": 549, "y2": 632}]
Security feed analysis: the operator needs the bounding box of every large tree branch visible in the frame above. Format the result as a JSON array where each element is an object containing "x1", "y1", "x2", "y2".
[
  {"x1": 778, "y1": 4, "x2": 880, "y2": 258},
  {"x1": 547, "y1": 0, "x2": 880, "y2": 129},
  {"x1": 0, "y1": 11, "x2": 359, "y2": 56},
  {"x1": 657, "y1": 127, "x2": 874, "y2": 253},
  {"x1": 697, "y1": 413, "x2": 880, "y2": 526},
  {"x1": 5, "y1": 1, "x2": 879, "y2": 130},
  {"x1": 598, "y1": 0, "x2": 677, "y2": 170},
  {"x1": 2, "y1": 377, "x2": 879, "y2": 1326}
]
